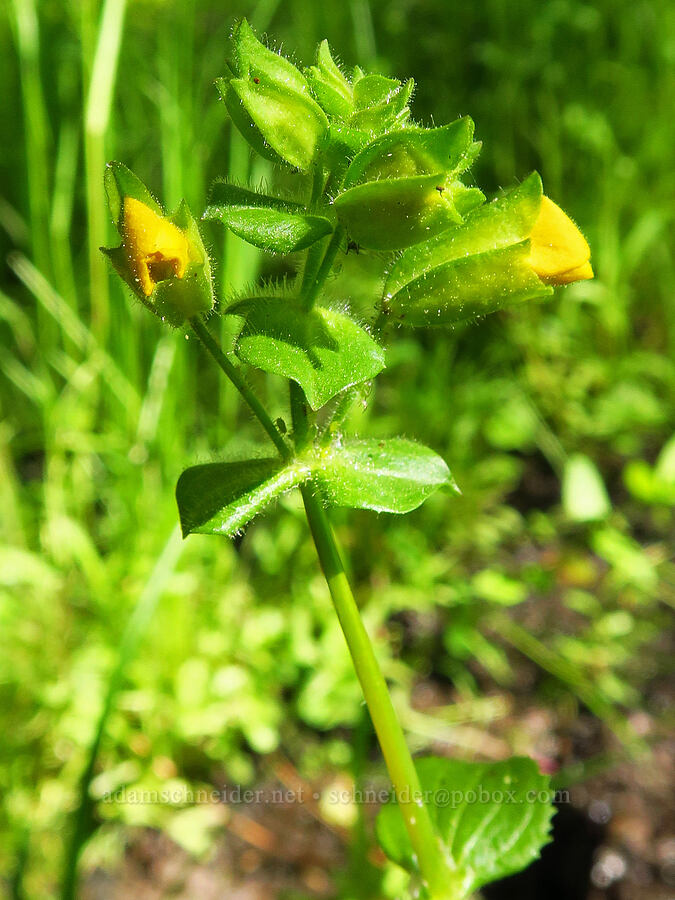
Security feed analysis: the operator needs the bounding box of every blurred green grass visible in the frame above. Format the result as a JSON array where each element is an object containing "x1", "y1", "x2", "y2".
[{"x1": 1, "y1": 0, "x2": 674, "y2": 895}]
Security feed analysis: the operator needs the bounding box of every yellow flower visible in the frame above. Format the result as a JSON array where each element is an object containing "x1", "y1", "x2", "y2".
[
  {"x1": 528, "y1": 196, "x2": 593, "y2": 285},
  {"x1": 122, "y1": 197, "x2": 190, "y2": 297}
]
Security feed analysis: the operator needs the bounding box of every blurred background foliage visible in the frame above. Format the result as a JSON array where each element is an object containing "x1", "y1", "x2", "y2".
[{"x1": 0, "y1": 0, "x2": 673, "y2": 896}]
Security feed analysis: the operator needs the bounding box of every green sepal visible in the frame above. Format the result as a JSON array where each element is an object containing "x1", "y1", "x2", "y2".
[
  {"x1": 384, "y1": 172, "x2": 551, "y2": 324},
  {"x1": 227, "y1": 75, "x2": 328, "y2": 171},
  {"x1": 350, "y1": 75, "x2": 414, "y2": 133},
  {"x1": 343, "y1": 118, "x2": 478, "y2": 187},
  {"x1": 229, "y1": 18, "x2": 307, "y2": 89},
  {"x1": 216, "y1": 76, "x2": 287, "y2": 166},
  {"x1": 315, "y1": 438, "x2": 456, "y2": 513},
  {"x1": 449, "y1": 181, "x2": 486, "y2": 217},
  {"x1": 204, "y1": 182, "x2": 333, "y2": 254},
  {"x1": 100, "y1": 244, "x2": 142, "y2": 300},
  {"x1": 229, "y1": 298, "x2": 385, "y2": 410},
  {"x1": 104, "y1": 161, "x2": 162, "y2": 233},
  {"x1": 306, "y1": 40, "x2": 353, "y2": 120},
  {"x1": 376, "y1": 756, "x2": 555, "y2": 896},
  {"x1": 386, "y1": 242, "x2": 551, "y2": 325},
  {"x1": 334, "y1": 174, "x2": 483, "y2": 251},
  {"x1": 152, "y1": 200, "x2": 214, "y2": 325},
  {"x1": 176, "y1": 457, "x2": 311, "y2": 536},
  {"x1": 221, "y1": 20, "x2": 328, "y2": 171},
  {"x1": 321, "y1": 124, "x2": 372, "y2": 180}
]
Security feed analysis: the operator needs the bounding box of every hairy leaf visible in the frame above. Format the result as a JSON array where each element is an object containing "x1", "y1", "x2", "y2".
[
  {"x1": 231, "y1": 299, "x2": 385, "y2": 410},
  {"x1": 204, "y1": 183, "x2": 333, "y2": 253},
  {"x1": 177, "y1": 439, "x2": 456, "y2": 538},
  {"x1": 176, "y1": 458, "x2": 310, "y2": 536},
  {"x1": 316, "y1": 438, "x2": 456, "y2": 513}
]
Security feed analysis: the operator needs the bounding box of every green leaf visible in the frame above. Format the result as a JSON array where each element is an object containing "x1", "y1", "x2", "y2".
[
  {"x1": 655, "y1": 433, "x2": 675, "y2": 482},
  {"x1": 315, "y1": 438, "x2": 456, "y2": 513},
  {"x1": 203, "y1": 183, "x2": 333, "y2": 253},
  {"x1": 176, "y1": 439, "x2": 455, "y2": 538},
  {"x1": 376, "y1": 756, "x2": 555, "y2": 896},
  {"x1": 176, "y1": 457, "x2": 311, "y2": 536},
  {"x1": 623, "y1": 433, "x2": 675, "y2": 505},
  {"x1": 231, "y1": 299, "x2": 385, "y2": 410}
]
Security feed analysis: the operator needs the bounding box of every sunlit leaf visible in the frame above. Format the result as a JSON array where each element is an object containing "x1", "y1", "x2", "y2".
[
  {"x1": 204, "y1": 183, "x2": 333, "y2": 254},
  {"x1": 231, "y1": 299, "x2": 385, "y2": 410},
  {"x1": 315, "y1": 438, "x2": 456, "y2": 513}
]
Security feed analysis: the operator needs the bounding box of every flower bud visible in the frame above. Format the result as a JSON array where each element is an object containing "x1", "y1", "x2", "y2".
[
  {"x1": 306, "y1": 40, "x2": 353, "y2": 120},
  {"x1": 218, "y1": 19, "x2": 328, "y2": 171},
  {"x1": 333, "y1": 119, "x2": 484, "y2": 250},
  {"x1": 383, "y1": 172, "x2": 593, "y2": 325},
  {"x1": 349, "y1": 73, "x2": 414, "y2": 133},
  {"x1": 101, "y1": 162, "x2": 214, "y2": 326}
]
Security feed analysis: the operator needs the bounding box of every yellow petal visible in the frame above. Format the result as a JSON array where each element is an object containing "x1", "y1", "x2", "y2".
[
  {"x1": 551, "y1": 260, "x2": 594, "y2": 284},
  {"x1": 122, "y1": 197, "x2": 190, "y2": 296},
  {"x1": 528, "y1": 196, "x2": 593, "y2": 286}
]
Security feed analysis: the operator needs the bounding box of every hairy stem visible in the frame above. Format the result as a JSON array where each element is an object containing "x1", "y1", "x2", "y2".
[
  {"x1": 302, "y1": 224, "x2": 346, "y2": 309},
  {"x1": 189, "y1": 316, "x2": 290, "y2": 460}
]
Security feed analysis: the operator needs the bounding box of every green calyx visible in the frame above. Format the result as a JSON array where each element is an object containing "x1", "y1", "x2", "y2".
[
  {"x1": 101, "y1": 162, "x2": 214, "y2": 326},
  {"x1": 383, "y1": 172, "x2": 553, "y2": 325},
  {"x1": 220, "y1": 20, "x2": 328, "y2": 171},
  {"x1": 332, "y1": 120, "x2": 484, "y2": 250},
  {"x1": 334, "y1": 175, "x2": 484, "y2": 251},
  {"x1": 342, "y1": 118, "x2": 480, "y2": 187}
]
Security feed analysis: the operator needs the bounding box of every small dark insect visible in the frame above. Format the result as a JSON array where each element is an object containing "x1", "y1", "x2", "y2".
[
  {"x1": 346, "y1": 240, "x2": 361, "y2": 254},
  {"x1": 253, "y1": 76, "x2": 260, "y2": 84},
  {"x1": 435, "y1": 185, "x2": 445, "y2": 194}
]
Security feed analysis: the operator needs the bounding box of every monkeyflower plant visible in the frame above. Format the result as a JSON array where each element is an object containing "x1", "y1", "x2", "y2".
[{"x1": 103, "y1": 20, "x2": 592, "y2": 900}]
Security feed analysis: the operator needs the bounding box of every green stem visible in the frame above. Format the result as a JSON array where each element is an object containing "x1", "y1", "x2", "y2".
[
  {"x1": 189, "y1": 317, "x2": 290, "y2": 460},
  {"x1": 298, "y1": 166, "x2": 331, "y2": 307},
  {"x1": 289, "y1": 380, "x2": 311, "y2": 450},
  {"x1": 300, "y1": 485, "x2": 454, "y2": 898},
  {"x1": 302, "y1": 224, "x2": 346, "y2": 309},
  {"x1": 372, "y1": 306, "x2": 390, "y2": 340},
  {"x1": 299, "y1": 239, "x2": 325, "y2": 305}
]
